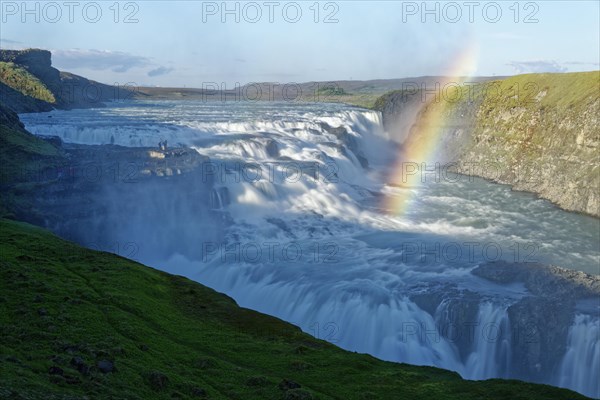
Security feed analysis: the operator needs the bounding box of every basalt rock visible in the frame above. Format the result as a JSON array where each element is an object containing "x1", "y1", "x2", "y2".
[
  {"x1": 375, "y1": 72, "x2": 600, "y2": 216},
  {"x1": 0, "y1": 49, "x2": 135, "y2": 112},
  {"x1": 11, "y1": 143, "x2": 224, "y2": 263},
  {"x1": 472, "y1": 261, "x2": 600, "y2": 384}
]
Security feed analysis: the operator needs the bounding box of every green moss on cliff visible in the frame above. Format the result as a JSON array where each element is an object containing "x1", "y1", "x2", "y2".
[
  {"x1": 0, "y1": 104, "x2": 65, "y2": 221},
  {"x1": 0, "y1": 219, "x2": 590, "y2": 399},
  {"x1": 375, "y1": 71, "x2": 599, "y2": 216},
  {"x1": 0, "y1": 62, "x2": 56, "y2": 104},
  {"x1": 0, "y1": 105, "x2": 62, "y2": 186},
  {"x1": 465, "y1": 72, "x2": 599, "y2": 215}
]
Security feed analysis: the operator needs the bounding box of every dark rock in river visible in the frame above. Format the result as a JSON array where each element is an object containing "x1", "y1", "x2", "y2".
[{"x1": 472, "y1": 261, "x2": 600, "y2": 383}]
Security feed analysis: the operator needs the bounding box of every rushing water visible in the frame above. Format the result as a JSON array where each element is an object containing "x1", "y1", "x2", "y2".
[{"x1": 20, "y1": 100, "x2": 600, "y2": 398}]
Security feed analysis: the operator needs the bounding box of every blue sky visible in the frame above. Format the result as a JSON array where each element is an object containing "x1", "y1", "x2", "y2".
[{"x1": 1, "y1": 1, "x2": 598, "y2": 86}]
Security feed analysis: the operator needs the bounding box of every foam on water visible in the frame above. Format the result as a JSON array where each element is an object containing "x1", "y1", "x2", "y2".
[
  {"x1": 558, "y1": 314, "x2": 600, "y2": 396},
  {"x1": 20, "y1": 100, "x2": 600, "y2": 398}
]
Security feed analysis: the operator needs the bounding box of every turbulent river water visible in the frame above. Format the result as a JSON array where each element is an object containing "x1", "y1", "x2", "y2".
[{"x1": 20, "y1": 101, "x2": 600, "y2": 398}]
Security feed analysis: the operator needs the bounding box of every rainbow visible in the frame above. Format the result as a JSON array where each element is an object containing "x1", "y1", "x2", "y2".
[{"x1": 384, "y1": 43, "x2": 479, "y2": 216}]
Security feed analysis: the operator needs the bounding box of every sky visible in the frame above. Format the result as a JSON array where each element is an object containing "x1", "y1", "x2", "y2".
[{"x1": 1, "y1": 0, "x2": 599, "y2": 87}]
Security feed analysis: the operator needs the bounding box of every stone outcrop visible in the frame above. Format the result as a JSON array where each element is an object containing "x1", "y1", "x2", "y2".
[
  {"x1": 472, "y1": 261, "x2": 600, "y2": 299},
  {"x1": 375, "y1": 72, "x2": 600, "y2": 217},
  {"x1": 11, "y1": 142, "x2": 224, "y2": 262},
  {"x1": 406, "y1": 261, "x2": 599, "y2": 387},
  {"x1": 0, "y1": 49, "x2": 134, "y2": 113},
  {"x1": 319, "y1": 122, "x2": 369, "y2": 168},
  {"x1": 0, "y1": 102, "x2": 26, "y2": 130},
  {"x1": 473, "y1": 261, "x2": 599, "y2": 384}
]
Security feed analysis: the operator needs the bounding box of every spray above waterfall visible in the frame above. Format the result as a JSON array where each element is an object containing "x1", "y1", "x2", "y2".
[
  {"x1": 19, "y1": 99, "x2": 600, "y2": 399},
  {"x1": 384, "y1": 42, "x2": 480, "y2": 216}
]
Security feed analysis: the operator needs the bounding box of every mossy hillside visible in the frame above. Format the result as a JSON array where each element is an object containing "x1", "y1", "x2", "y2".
[
  {"x1": 0, "y1": 104, "x2": 65, "y2": 220},
  {"x1": 339, "y1": 94, "x2": 381, "y2": 109},
  {"x1": 309, "y1": 86, "x2": 381, "y2": 108},
  {"x1": 0, "y1": 219, "x2": 590, "y2": 399},
  {"x1": 461, "y1": 71, "x2": 599, "y2": 215},
  {"x1": 375, "y1": 71, "x2": 600, "y2": 216},
  {"x1": 0, "y1": 104, "x2": 63, "y2": 183},
  {"x1": 0, "y1": 49, "x2": 134, "y2": 112},
  {"x1": 0, "y1": 61, "x2": 56, "y2": 104},
  {"x1": 0, "y1": 123, "x2": 60, "y2": 182}
]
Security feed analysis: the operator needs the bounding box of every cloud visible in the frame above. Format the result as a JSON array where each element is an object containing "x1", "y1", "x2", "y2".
[
  {"x1": 235, "y1": 58, "x2": 246, "y2": 63},
  {"x1": 147, "y1": 66, "x2": 174, "y2": 77},
  {"x1": 563, "y1": 61, "x2": 600, "y2": 66},
  {"x1": 0, "y1": 38, "x2": 24, "y2": 50},
  {"x1": 52, "y1": 49, "x2": 151, "y2": 72},
  {"x1": 506, "y1": 60, "x2": 568, "y2": 74},
  {"x1": 0, "y1": 38, "x2": 22, "y2": 44}
]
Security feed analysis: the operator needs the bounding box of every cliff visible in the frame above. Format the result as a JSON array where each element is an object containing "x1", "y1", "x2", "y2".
[
  {"x1": 0, "y1": 103, "x2": 64, "y2": 193},
  {"x1": 0, "y1": 49, "x2": 132, "y2": 113},
  {"x1": 0, "y1": 53, "x2": 597, "y2": 398},
  {"x1": 375, "y1": 71, "x2": 600, "y2": 217}
]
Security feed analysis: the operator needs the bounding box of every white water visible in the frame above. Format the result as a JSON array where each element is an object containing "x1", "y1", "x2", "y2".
[
  {"x1": 559, "y1": 315, "x2": 600, "y2": 396},
  {"x1": 20, "y1": 100, "x2": 600, "y2": 398}
]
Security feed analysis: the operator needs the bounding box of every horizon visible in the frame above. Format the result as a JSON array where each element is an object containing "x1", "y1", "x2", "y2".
[
  {"x1": 5, "y1": 46, "x2": 597, "y2": 90},
  {"x1": 1, "y1": 1, "x2": 598, "y2": 87},
  {"x1": 1, "y1": 2, "x2": 599, "y2": 398}
]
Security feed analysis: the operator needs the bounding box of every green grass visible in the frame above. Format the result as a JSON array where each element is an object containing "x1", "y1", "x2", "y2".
[
  {"x1": 372, "y1": 71, "x2": 599, "y2": 215},
  {"x1": 338, "y1": 94, "x2": 382, "y2": 109},
  {"x1": 0, "y1": 122, "x2": 63, "y2": 186},
  {"x1": 0, "y1": 105, "x2": 65, "y2": 219},
  {"x1": 316, "y1": 86, "x2": 348, "y2": 96},
  {"x1": 0, "y1": 69, "x2": 595, "y2": 397},
  {"x1": 0, "y1": 219, "x2": 590, "y2": 399},
  {"x1": 0, "y1": 61, "x2": 56, "y2": 104},
  {"x1": 480, "y1": 71, "x2": 599, "y2": 109}
]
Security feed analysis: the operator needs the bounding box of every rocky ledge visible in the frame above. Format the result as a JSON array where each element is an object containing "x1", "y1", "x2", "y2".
[
  {"x1": 6, "y1": 140, "x2": 224, "y2": 259},
  {"x1": 407, "y1": 260, "x2": 598, "y2": 388},
  {"x1": 473, "y1": 260, "x2": 600, "y2": 300},
  {"x1": 375, "y1": 72, "x2": 600, "y2": 217}
]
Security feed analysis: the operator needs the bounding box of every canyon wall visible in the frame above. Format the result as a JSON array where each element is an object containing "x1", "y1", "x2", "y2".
[
  {"x1": 0, "y1": 49, "x2": 133, "y2": 113},
  {"x1": 375, "y1": 72, "x2": 600, "y2": 217}
]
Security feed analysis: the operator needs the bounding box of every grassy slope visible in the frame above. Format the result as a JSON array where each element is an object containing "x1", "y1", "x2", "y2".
[
  {"x1": 373, "y1": 71, "x2": 599, "y2": 215},
  {"x1": 374, "y1": 71, "x2": 599, "y2": 115},
  {"x1": 0, "y1": 103, "x2": 66, "y2": 224},
  {"x1": 0, "y1": 61, "x2": 56, "y2": 104},
  {"x1": 461, "y1": 71, "x2": 599, "y2": 215},
  {"x1": 0, "y1": 219, "x2": 588, "y2": 400},
  {"x1": 469, "y1": 71, "x2": 599, "y2": 144},
  {"x1": 0, "y1": 122, "x2": 61, "y2": 183}
]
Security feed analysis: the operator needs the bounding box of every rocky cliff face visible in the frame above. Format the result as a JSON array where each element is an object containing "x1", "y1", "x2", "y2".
[
  {"x1": 0, "y1": 49, "x2": 59, "y2": 88},
  {"x1": 473, "y1": 261, "x2": 599, "y2": 384},
  {"x1": 408, "y1": 260, "x2": 599, "y2": 389},
  {"x1": 375, "y1": 72, "x2": 600, "y2": 217},
  {"x1": 7, "y1": 141, "x2": 225, "y2": 262},
  {"x1": 0, "y1": 49, "x2": 132, "y2": 113},
  {"x1": 0, "y1": 102, "x2": 26, "y2": 130},
  {"x1": 0, "y1": 49, "x2": 53, "y2": 72}
]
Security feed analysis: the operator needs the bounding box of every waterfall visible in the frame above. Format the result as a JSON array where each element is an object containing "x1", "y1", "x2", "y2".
[
  {"x1": 461, "y1": 302, "x2": 511, "y2": 380},
  {"x1": 210, "y1": 187, "x2": 230, "y2": 210},
  {"x1": 190, "y1": 263, "x2": 517, "y2": 382},
  {"x1": 558, "y1": 314, "x2": 600, "y2": 398},
  {"x1": 20, "y1": 100, "x2": 600, "y2": 398}
]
